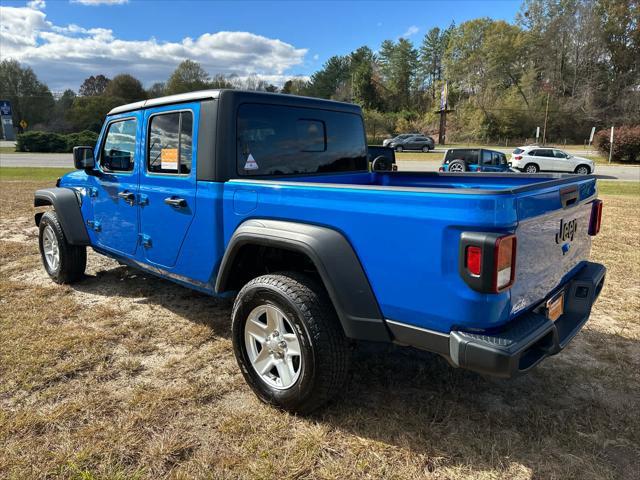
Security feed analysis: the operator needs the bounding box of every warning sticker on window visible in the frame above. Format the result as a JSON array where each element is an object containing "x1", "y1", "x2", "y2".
[
  {"x1": 244, "y1": 153, "x2": 259, "y2": 170},
  {"x1": 161, "y1": 148, "x2": 178, "y2": 171}
]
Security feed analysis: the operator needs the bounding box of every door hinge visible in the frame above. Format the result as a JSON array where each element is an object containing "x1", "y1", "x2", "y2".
[
  {"x1": 86, "y1": 220, "x2": 101, "y2": 232},
  {"x1": 138, "y1": 194, "x2": 149, "y2": 206},
  {"x1": 138, "y1": 233, "x2": 152, "y2": 248}
]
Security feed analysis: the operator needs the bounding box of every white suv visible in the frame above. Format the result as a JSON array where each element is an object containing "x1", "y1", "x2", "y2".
[{"x1": 510, "y1": 146, "x2": 595, "y2": 174}]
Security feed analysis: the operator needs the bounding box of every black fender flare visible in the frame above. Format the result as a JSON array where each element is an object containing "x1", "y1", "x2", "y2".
[
  {"x1": 34, "y1": 188, "x2": 90, "y2": 245},
  {"x1": 215, "y1": 219, "x2": 391, "y2": 342}
]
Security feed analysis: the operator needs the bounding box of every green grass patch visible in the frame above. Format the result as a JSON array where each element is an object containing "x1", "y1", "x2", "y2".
[
  {"x1": 0, "y1": 167, "x2": 72, "y2": 181},
  {"x1": 0, "y1": 146, "x2": 17, "y2": 154},
  {"x1": 598, "y1": 181, "x2": 639, "y2": 197}
]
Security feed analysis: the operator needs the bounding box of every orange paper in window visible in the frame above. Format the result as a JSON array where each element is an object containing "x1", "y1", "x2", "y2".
[{"x1": 161, "y1": 148, "x2": 178, "y2": 170}]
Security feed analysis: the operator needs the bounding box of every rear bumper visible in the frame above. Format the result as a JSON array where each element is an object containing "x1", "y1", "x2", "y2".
[{"x1": 387, "y1": 261, "x2": 606, "y2": 378}]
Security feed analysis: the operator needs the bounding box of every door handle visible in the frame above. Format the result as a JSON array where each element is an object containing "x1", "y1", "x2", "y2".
[
  {"x1": 117, "y1": 191, "x2": 136, "y2": 205},
  {"x1": 164, "y1": 196, "x2": 187, "y2": 208}
]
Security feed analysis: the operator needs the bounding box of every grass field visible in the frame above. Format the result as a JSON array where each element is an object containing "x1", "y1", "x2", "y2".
[{"x1": 1, "y1": 171, "x2": 639, "y2": 479}]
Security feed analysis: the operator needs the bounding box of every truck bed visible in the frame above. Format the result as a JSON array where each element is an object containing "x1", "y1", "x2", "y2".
[
  {"x1": 234, "y1": 171, "x2": 589, "y2": 194},
  {"x1": 223, "y1": 171, "x2": 599, "y2": 335}
]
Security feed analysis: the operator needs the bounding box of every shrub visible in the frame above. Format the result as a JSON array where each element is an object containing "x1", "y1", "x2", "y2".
[
  {"x1": 595, "y1": 125, "x2": 640, "y2": 163},
  {"x1": 16, "y1": 130, "x2": 98, "y2": 153},
  {"x1": 17, "y1": 131, "x2": 67, "y2": 153},
  {"x1": 64, "y1": 130, "x2": 99, "y2": 151}
]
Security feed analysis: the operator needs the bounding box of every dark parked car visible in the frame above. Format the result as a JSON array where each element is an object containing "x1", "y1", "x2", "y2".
[
  {"x1": 440, "y1": 148, "x2": 511, "y2": 172},
  {"x1": 388, "y1": 134, "x2": 435, "y2": 152}
]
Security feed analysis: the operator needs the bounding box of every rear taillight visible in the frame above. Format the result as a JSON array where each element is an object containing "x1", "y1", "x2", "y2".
[
  {"x1": 459, "y1": 232, "x2": 517, "y2": 293},
  {"x1": 465, "y1": 246, "x2": 482, "y2": 276},
  {"x1": 514, "y1": 155, "x2": 522, "y2": 160},
  {"x1": 438, "y1": 166, "x2": 445, "y2": 172},
  {"x1": 493, "y1": 235, "x2": 516, "y2": 292},
  {"x1": 589, "y1": 199, "x2": 603, "y2": 236}
]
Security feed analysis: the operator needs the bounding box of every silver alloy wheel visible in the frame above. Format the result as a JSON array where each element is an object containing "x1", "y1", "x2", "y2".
[
  {"x1": 42, "y1": 225, "x2": 60, "y2": 271},
  {"x1": 244, "y1": 304, "x2": 302, "y2": 390},
  {"x1": 449, "y1": 162, "x2": 464, "y2": 172},
  {"x1": 526, "y1": 165, "x2": 538, "y2": 173},
  {"x1": 577, "y1": 166, "x2": 589, "y2": 174}
]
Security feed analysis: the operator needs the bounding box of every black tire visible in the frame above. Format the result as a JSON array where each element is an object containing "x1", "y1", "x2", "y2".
[
  {"x1": 422, "y1": 145, "x2": 429, "y2": 152},
  {"x1": 232, "y1": 272, "x2": 350, "y2": 414},
  {"x1": 574, "y1": 164, "x2": 590, "y2": 174},
  {"x1": 524, "y1": 163, "x2": 539, "y2": 173},
  {"x1": 395, "y1": 145, "x2": 403, "y2": 152},
  {"x1": 448, "y1": 159, "x2": 467, "y2": 172},
  {"x1": 38, "y1": 211, "x2": 86, "y2": 284}
]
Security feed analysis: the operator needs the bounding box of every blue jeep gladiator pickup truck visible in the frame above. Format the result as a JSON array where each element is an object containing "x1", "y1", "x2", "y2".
[{"x1": 35, "y1": 90, "x2": 606, "y2": 413}]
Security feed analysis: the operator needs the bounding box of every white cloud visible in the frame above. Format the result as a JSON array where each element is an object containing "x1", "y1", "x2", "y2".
[
  {"x1": 401, "y1": 25, "x2": 419, "y2": 38},
  {"x1": 312, "y1": 54, "x2": 319, "y2": 61},
  {"x1": 70, "y1": 0, "x2": 129, "y2": 5},
  {"x1": 0, "y1": 5, "x2": 307, "y2": 90},
  {"x1": 27, "y1": 0, "x2": 46, "y2": 9}
]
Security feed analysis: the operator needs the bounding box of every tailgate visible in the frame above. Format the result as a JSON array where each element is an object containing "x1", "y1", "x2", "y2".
[{"x1": 510, "y1": 181, "x2": 597, "y2": 316}]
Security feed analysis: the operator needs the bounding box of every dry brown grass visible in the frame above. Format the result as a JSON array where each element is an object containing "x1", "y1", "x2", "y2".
[{"x1": 1, "y1": 178, "x2": 639, "y2": 480}]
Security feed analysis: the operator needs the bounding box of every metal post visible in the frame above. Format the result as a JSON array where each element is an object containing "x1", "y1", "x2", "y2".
[
  {"x1": 608, "y1": 126, "x2": 614, "y2": 164},
  {"x1": 542, "y1": 91, "x2": 550, "y2": 145}
]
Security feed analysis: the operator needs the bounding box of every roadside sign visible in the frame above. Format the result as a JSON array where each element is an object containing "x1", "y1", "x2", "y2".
[
  {"x1": 19, "y1": 119, "x2": 27, "y2": 130},
  {"x1": 0, "y1": 100, "x2": 15, "y2": 141},
  {"x1": 589, "y1": 126, "x2": 596, "y2": 143},
  {"x1": 0, "y1": 100, "x2": 11, "y2": 116}
]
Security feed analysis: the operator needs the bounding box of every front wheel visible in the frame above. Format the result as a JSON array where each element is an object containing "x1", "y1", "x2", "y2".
[
  {"x1": 575, "y1": 165, "x2": 590, "y2": 174},
  {"x1": 38, "y1": 211, "x2": 86, "y2": 284},
  {"x1": 422, "y1": 145, "x2": 430, "y2": 152},
  {"x1": 231, "y1": 272, "x2": 350, "y2": 413},
  {"x1": 395, "y1": 145, "x2": 403, "y2": 152}
]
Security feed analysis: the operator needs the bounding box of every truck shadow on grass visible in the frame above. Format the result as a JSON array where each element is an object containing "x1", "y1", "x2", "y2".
[{"x1": 72, "y1": 264, "x2": 639, "y2": 479}]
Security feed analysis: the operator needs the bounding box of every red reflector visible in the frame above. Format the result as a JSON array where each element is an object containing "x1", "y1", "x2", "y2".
[
  {"x1": 439, "y1": 166, "x2": 445, "y2": 172},
  {"x1": 493, "y1": 235, "x2": 516, "y2": 292},
  {"x1": 589, "y1": 199, "x2": 603, "y2": 236},
  {"x1": 466, "y1": 246, "x2": 482, "y2": 276},
  {"x1": 514, "y1": 155, "x2": 522, "y2": 160}
]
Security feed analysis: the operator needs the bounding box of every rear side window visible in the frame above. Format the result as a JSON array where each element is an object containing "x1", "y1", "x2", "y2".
[
  {"x1": 446, "y1": 149, "x2": 478, "y2": 165},
  {"x1": 536, "y1": 149, "x2": 554, "y2": 157},
  {"x1": 237, "y1": 104, "x2": 367, "y2": 176},
  {"x1": 148, "y1": 111, "x2": 193, "y2": 174},
  {"x1": 101, "y1": 118, "x2": 137, "y2": 172},
  {"x1": 513, "y1": 148, "x2": 524, "y2": 154}
]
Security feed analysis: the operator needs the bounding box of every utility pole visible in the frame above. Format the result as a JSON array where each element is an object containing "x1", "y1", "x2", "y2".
[{"x1": 436, "y1": 81, "x2": 453, "y2": 145}]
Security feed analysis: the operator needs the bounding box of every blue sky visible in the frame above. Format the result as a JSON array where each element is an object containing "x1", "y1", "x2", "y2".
[{"x1": 1, "y1": 0, "x2": 521, "y2": 90}]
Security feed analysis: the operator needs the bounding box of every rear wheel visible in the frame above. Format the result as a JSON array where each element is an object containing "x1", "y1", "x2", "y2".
[
  {"x1": 448, "y1": 160, "x2": 467, "y2": 172},
  {"x1": 38, "y1": 211, "x2": 86, "y2": 284},
  {"x1": 395, "y1": 145, "x2": 403, "y2": 152},
  {"x1": 524, "y1": 163, "x2": 539, "y2": 173},
  {"x1": 232, "y1": 272, "x2": 350, "y2": 413},
  {"x1": 422, "y1": 145, "x2": 430, "y2": 152},
  {"x1": 575, "y1": 164, "x2": 590, "y2": 174}
]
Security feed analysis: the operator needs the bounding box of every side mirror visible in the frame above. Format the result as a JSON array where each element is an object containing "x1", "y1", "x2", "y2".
[
  {"x1": 371, "y1": 155, "x2": 392, "y2": 172},
  {"x1": 73, "y1": 146, "x2": 95, "y2": 170}
]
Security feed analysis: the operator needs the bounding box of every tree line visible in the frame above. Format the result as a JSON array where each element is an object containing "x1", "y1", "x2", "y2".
[{"x1": 0, "y1": 0, "x2": 637, "y2": 144}]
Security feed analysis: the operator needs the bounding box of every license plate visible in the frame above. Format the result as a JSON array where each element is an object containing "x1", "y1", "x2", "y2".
[{"x1": 546, "y1": 291, "x2": 565, "y2": 322}]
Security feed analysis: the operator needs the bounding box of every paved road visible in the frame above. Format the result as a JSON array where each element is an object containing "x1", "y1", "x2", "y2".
[
  {"x1": 1, "y1": 152, "x2": 638, "y2": 181},
  {"x1": 397, "y1": 160, "x2": 639, "y2": 181}
]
